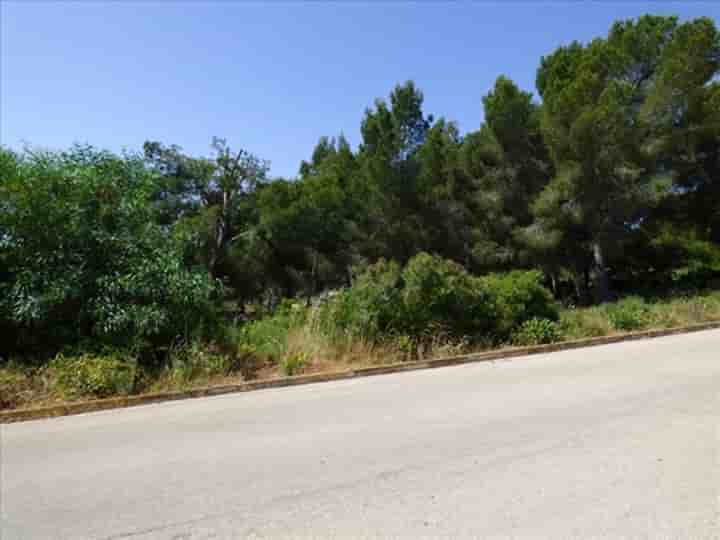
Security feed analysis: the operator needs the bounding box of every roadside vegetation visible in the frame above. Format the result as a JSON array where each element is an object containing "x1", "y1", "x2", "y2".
[
  {"x1": 2, "y1": 263, "x2": 719, "y2": 411},
  {"x1": 2, "y1": 14, "x2": 720, "y2": 410}
]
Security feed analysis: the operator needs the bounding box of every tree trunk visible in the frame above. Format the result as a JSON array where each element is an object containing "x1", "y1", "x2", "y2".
[
  {"x1": 209, "y1": 190, "x2": 232, "y2": 277},
  {"x1": 549, "y1": 273, "x2": 558, "y2": 298},
  {"x1": 573, "y1": 277, "x2": 583, "y2": 306},
  {"x1": 572, "y1": 268, "x2": 591, "y2": 306},
  {"x1": 307, "y1": 250, "x2": 319, "y2": 307},
  {"x1": 209, "y1": 216, "x2": 226, "y2": 277},
  {"x1": 592, "y1": 241, "x2": 612, "y2": 304}
]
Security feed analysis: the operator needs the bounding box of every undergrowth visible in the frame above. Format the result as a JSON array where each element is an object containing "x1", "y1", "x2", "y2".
[{"x1": 2, "y1": 284, "x2": 719, "y2": 411}]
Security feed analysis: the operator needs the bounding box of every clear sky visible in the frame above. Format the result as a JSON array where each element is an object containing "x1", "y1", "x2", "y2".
[{"x1": 2, "y1": 1, "x2": 718, "y2": 178}]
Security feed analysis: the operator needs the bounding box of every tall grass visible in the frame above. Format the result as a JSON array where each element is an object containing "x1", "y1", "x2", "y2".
[{"x1": 560, "y1": 290, "x2": 720, "y2": 339}]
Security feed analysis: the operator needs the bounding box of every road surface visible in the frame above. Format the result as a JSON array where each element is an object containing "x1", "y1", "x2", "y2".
[{"x1": 2, "y1": 330, "x2": 720, "y2": 539}]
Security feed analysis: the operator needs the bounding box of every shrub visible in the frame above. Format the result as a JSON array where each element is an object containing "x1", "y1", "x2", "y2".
[
  {"x1": 280, "y1": 351, "x2": 309, "y2": 376},
  {"x1": 313, "y1": 254, "x2": 494, "y2": 343},
  {"x1": 605, "y1": 296, "x2": 650, "y2": 331},
  {"x1": 512, "y1": 318, "x2": 561, "y2": 346},
  {"x1": 0, "y1": 147, "x2": 222, "y2": 361},
  {"x1": 236, "y1": 300, "x2": 308, "y2": 360},
  {"x1": 394, "y1": 334, "x2": 419, "y2": 360},
  {"x1": 50, "y1": 351, "x2": 136, "y2": 399},
  {"x1": 480, "y1": 270, "x2": 559, "y2": 339},
  {"x1": 313, "y1": 259, "x2": 403, "y2": 343},
  {"x1": 399, "y1": 253, "x2": 495, "y2": 339},
  {"x1": 315, "y1": 255, "x2": 558, "y2": 347},
  {"x1": 92, "y1": 244, "x2": 220, "y2": 353}
]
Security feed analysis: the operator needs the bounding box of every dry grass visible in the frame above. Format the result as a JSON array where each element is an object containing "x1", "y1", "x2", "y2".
[
  {"x1": 648, "y1": 294, "x2": 720, "y2": 328},
  {"x1": 283, "y1": 326, "x2": 482, "y2": 373},
  {"x1": 0, "y1": 367, "x2": 54, "y2": 409},
  {"x1": 285, "y1": 328, "x2": 404, "y2": 371},
  {"x1": 560, "y1": 307, "x2": 615, "y2": 340}
]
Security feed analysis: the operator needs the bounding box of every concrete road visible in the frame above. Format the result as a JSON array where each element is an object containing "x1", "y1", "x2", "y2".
[{"x1": 2, "y1": 330, "x2": 720, "y2": 539}]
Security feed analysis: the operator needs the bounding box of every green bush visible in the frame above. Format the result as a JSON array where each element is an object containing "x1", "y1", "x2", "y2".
[
  {"x1": 50, "y1": 351, "x2": 137, "y2": 399},
  {"x1": 399, "y1": 253, "x2": 495, "y2": 339},
  {"x1": 236, "y1": 300, "x2": 308, "y2": 360},
  {"x1": 605, "y1": 296, "x2": 650, "y2": 331},
  {"x1": 512, "y1": 318, "x2": 561, "y2": 346},
  {"x1": 280, "y1": 351, "x2": 309, "y2": 376},
  {"x1": 480, "y1": 270, "x2": 559, "y2": 339},
  {"x1": 314, "y1": 254, "x2": 491, "y2": 342},
  {"x1": 313, "y1": 259, "x2": 403, "y2": 343},
  {"x1": 315, "y1": 254, "x2": 557, "y2": 346},
  {"x1": 0, "y1": 146, "x2": 221, "y2": 361}
]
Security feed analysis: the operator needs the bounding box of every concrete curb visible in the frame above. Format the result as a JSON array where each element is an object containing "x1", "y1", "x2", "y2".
[{"x1": 3, "y1": 321, "x2": 719, "y2": 424}]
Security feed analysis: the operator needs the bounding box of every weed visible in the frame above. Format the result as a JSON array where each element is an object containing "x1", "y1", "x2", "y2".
[
  {"x1": 513, "y1": 318, "x2": 561, "y2": 346},
  {"x1": 605, "y1": 296, "x2": 650, "y2": 331},
  {"x1": 49, "y1": 352, "x2": 137, "y2": 399},
  {"x1": 281, "y1": 351, "x2": 309, "y2": 376}
]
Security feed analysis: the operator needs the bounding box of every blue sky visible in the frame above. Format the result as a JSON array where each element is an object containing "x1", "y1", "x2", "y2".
[{"x1": 2, "y1": 2, "x2": 718, "y2": 178}]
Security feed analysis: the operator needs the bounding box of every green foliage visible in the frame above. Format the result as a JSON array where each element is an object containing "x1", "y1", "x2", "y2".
[
  {"x1": 316, "y1": 254, "x2": 556, "y2": 345},
  {"x1": 605, "y1": 296, "x2": 651, "y2": 331},
  {"x1": 399, "y1": 253, "x2": 495, "y2": 338},
  {"x1": 480, "y1": 270, "x2": 560, "y2": 338},
  {"x1": 357, "y1": 82, "x2": 436, "y2": 263},
  {"x1": 235, "y1": 300, "x2": 307, "y2": 360},
  {"x1": 315, "y1": 254, "x2": 491, "y2": 343},
  {"x1": 533, "y1": 15, "x2": 720, "y2": 302},
  {"x1": 255, "y1": 173, "x2": 354, "y2": 298},
  {"x1": 669, "y1": 237, "x2": 720, "y2": 291},
  {"x1": 49, "y1": 351, "x2": 137, "y2": 399},
  {"x1": 0, "y1": 146, "x2": 220, "y2": 359},
  {"x1": 560, "y1": 291, "x2": 720, "y2": 340},
  {"x1": 280, "y1": 351, "x2": 309, "y2": 376},
  {"x1": 512, "y1": 318, "x2": 561, "y2": 346},
  {"x1": 144, "y1": 138, "x2": 268, "y2": 278},
  {"x1": 314, "y1": 259, "x2": 403, "y2": 343},
  {"x1": 93, "y1": 242, "x2": 220, "y2": 352}
]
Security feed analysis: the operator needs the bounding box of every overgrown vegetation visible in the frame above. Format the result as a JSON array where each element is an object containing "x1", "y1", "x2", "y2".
[
  {"x1": 49, "y1": 351, "x2": 137, "y2": 399},
  {"x1": 3, "y1": 289, "x2": 720, "y2": 409},
  {"x1": 1, "y1": 14, "x2": 720, "y2": 409},
  {"x1": 513, "y1": 318, "x2": 562, "y2": 346}
]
